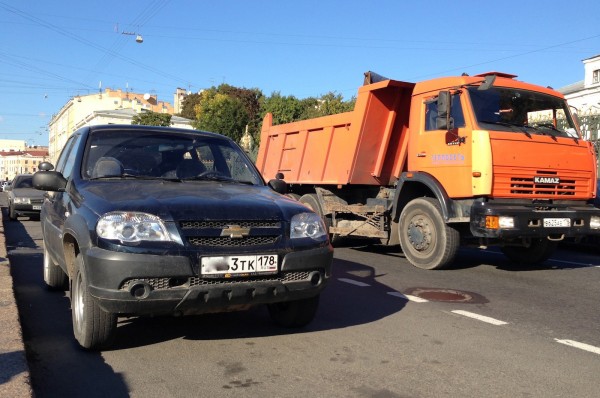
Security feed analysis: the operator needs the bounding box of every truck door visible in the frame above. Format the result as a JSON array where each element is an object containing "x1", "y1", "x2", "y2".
[{"x1": 412, "y1": 91, "x2": 473, "y2": 198}]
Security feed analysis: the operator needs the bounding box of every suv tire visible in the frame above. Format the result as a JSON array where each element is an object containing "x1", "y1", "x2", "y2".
[
  {"x1": 268, "y1": 294, "x2": 320, "y2": 328},
  {"x1": 72, "y1": 254, "x2": 117, "y2": 350}
]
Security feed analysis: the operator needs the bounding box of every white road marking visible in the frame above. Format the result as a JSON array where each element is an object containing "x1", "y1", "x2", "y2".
[
  {"x1": 555, "y1": 339, "x2": 600, "y2": 355},
  {"x1": 451, "y1": 310, "x2": 508, "y2": 326},
  {"x1": 337, "y1": 278, "x2": 370, "y2": 287},
  {"x1": 387, "y1": 292, "x2": 429, "y2": 303}
]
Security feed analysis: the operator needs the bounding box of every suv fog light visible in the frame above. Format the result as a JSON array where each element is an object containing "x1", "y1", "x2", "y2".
[{"x1": 591, "y1": 216, "x2": 600, "y2": 230}]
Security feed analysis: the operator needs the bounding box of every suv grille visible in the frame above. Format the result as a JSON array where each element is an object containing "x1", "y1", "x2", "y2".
[
  {"x1": 120, "y1": 271, "x2": 313, "y2": 290},
  {"x1": 180, "y1": 219, "x2": 283, "y2": 248},
  {"x1": 188, "y1": 236, "x2": 279, "y2": 247}
]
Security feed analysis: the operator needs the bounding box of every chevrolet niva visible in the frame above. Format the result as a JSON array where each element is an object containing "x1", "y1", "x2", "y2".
[{"x1": 33, "y1": 125, "x2": 333, "y2": 350}]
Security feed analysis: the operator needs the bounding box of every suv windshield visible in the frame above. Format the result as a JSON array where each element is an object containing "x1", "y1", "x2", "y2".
[
  {"x1": 82, "y1": 130, "x2": 263, "y2": 185},
  {"x1": 468, "y1": 87, "x2": 579, "y2": 139}
]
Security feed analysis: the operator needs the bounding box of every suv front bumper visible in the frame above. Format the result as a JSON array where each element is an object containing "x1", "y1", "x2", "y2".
[{"x1": 84, "y1": 245, "x2": 333, "y2": 316}]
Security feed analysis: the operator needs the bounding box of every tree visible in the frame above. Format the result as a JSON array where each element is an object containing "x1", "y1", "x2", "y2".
[
  {"x1": 179, "y1": 93, "x2": 202, "y2": 119},
  {"x1": 260, "y1": 92, "x2": 305, "y2": 125},
  {"x1": 131, "y1": 111, "x2": 172, "y2": 127},
  {"x1": 192, "y1": 89, "x2": 249, "y2": 142}
]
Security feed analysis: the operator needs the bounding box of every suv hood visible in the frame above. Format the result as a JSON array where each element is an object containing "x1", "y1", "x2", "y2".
[{"x1": 82, "y1": 180, "x2": 306, "y2": 221}]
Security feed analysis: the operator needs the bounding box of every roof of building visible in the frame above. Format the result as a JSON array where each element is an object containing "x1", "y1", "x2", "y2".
[
  {"x1": 92, "y1": 108, "x2": 192, "y2": 124},
  {"x1": 557, "y1": 80, "x2": 585, "y2": 95},
  {"x1": 0, "y1": 149, "x2": 49, "y2": 157}
]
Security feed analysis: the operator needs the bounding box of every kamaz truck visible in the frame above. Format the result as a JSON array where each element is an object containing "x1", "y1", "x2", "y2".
[{"x1": 256, "y1": 71, "x2": 600, "y2": 269}]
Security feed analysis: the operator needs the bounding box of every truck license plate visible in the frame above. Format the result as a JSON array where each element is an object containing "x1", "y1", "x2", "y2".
[
  {"x1": 543, "y1": 218, "x2": 570, "y2": 228},
  {"x1": 33, "y1": 205, "x2": 42, "y2": 210},
  {"x1": 201, "y1": 254, "x2": 278, "y2": 277}
]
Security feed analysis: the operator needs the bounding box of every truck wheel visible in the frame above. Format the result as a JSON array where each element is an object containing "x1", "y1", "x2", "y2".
[
  {"x1": 398, "y1": 197, "x2": 460, "y2": 270},
  {"x1": 8, "y1": 204, "x2": 17, "y2": 220},
  {"x1": 299, "y1": 194, "x2": 339, "y2": 243},
  {"x1": 268, "y1": 295, "x2": 320, "y2": 328},
  {"x1": 500, "y1": 239, "x2": 557, "y2": 265},
  {"x1": 43, "y1": 245, "x2": 68, "y2": 291},
  {"x1": 71, "y1": 254, "x2": 116, "y2": 350}
]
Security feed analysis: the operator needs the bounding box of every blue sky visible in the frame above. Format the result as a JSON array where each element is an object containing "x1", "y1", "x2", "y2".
[{"x1": 1, "y1": 0, "x2": 599, "y2": 146}]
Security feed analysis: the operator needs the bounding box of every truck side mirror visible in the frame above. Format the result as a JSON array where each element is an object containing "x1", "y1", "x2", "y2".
[{"x1": 436, "y1": 91, "x2": 454, "y2": 130}]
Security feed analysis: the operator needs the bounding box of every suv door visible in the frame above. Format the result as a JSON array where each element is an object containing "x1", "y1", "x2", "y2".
[{"x1": 43, "y1": 135, "x2": 81, "y2": 266}]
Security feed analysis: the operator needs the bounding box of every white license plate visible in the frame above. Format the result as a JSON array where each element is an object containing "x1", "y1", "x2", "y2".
[
  {"x1": 201, "y1": 254, "x2": 278, "y2": 277},
  {"x1": 543, "y1": 218, "x2": 571, "y2": 228},
  {"x1": 33, "y1": 205, "x2": 42, "y2": 210}
]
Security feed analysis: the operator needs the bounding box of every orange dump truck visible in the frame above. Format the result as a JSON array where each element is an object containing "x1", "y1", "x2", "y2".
[{"x1": 256, "y1": 71, "x2": 600, "y2": 269}]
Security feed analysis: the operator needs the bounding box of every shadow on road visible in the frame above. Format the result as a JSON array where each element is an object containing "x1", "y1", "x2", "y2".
[{"x1": 111, "y1": 257, "x2": 407, "y2": 350}]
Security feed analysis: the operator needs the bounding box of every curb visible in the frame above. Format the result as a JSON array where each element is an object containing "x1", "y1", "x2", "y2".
[{"x1": 0, "y1": 208, "x2": 34, "y2": 397}]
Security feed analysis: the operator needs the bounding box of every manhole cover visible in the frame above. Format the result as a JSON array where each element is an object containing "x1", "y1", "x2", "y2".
[{"x1": 405, "y1": 288, "x2": 487, "y2": 303}]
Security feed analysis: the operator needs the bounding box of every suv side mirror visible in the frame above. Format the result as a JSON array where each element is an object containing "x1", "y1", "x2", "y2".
[
  {"x1": 33, "y1": 167, "x2": 67, "y2": 192},
  {"x1": 268, "y1": 173, "x2": 287, "y2": 195}
]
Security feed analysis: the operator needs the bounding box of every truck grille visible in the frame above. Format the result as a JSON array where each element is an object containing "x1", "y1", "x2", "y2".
[
  {"x1": 179, "y1": 220, "x2": 283, "y2": 248},
  {"x1": 492, "y1": 168, "x2": 592, "y2": 199}
]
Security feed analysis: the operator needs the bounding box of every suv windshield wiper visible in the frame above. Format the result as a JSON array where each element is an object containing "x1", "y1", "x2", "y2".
[
  {"x1": 182, "y1": 174, "x2": 255, "y2": 185},
  {"x1": 90, "y1": 173, "x2": 182, "y2": 182}
]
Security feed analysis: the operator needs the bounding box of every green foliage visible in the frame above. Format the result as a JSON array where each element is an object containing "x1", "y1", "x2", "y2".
[
  {"x1": 179, "y1": 93, "x2": 201, "y2": 119},
  {"x1": 131, "y1": 111, "x2": 172, "y2": 127},
  {"x1": 183, "y1": 83, "x2": 356, "y2": 149},
  {"x1": 260, "y1": 92, "x2": 305, "y2": 125},
  {"x1": 192, "y1": 89, "x2": 249, "y2": 142}
]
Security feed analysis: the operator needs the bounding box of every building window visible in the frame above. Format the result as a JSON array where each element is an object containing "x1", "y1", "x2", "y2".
[{"x1": 593, "y1": 69, "x2": 600, "y2": 84}]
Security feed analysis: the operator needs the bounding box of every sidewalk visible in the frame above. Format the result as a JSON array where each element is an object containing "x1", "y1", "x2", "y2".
[{"x1": 0, "y1": 208, "x2": 33, "y2": 397}]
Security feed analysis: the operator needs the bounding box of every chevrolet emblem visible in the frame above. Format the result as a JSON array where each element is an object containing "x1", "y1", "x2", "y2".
[{"x1": 221, "y1": 225, "x2": 250, "y2": 239}]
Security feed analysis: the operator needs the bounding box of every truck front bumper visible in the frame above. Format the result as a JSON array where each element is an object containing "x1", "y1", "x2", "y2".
[
  {"x1": 469, "y1": 201, "x2": 600, "y2": 239},
  {"x1": 84, "y1": 245, "x2": 333, "y2": 316}
]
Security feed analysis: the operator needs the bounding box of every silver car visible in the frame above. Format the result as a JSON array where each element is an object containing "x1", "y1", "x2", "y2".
[{"x1": 6, "y1": 174, "x2": 45, "y2": 220}]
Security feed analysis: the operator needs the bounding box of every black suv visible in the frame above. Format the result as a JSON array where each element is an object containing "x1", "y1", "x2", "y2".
[{"x1": 33, "y1": 125, "x2": 333, "y2": 350}]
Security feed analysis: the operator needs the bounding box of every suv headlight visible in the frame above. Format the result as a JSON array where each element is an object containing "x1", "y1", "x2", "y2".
[
  {"x1": 14, "y1": 197, "x2": 31, "y2": 204},
  {"x1": 96, "y1": 212, "x2": 171, "y2": 243},
  {"x1": 291, "y1": 212, "x2": 327, "y2": 239}
]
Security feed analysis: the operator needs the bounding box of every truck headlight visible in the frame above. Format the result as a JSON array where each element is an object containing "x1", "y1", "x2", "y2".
[
  {"x1": 291, "y1": 212, "x2": 326, "y2": 239},
  {"x1": 591, "y1": 216, "x2": 600, "y2": 230},
  {"x1": 96, "y1": 212, "x2": 172, "y2": 242},
  {"x1": 14, "y1": 197, "x2": 31, "y2": 204}
]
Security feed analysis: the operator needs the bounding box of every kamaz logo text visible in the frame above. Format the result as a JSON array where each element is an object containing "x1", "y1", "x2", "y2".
[{"x1": 534, "y1": 176, "x2": 560, "y2": 184}]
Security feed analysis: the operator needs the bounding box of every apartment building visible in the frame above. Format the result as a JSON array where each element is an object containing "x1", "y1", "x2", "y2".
[
  {"x1": 0, "y1": 147, "x2": 49, "y2": 181},
  {"x1": 48, "y1": 88, "x2": 192, "y2": 162}
]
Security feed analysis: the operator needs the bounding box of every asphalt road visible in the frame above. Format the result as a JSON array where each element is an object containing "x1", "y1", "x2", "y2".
[{"x1": 4, "y1": 195, "x2": 600, "y2": 397}]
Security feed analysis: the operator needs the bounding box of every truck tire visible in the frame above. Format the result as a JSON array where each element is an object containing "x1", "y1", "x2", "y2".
[
  {"x1": 268, "y1": 295, "x2": 320, "y2": 328},
  {"x1": 500, "y1": 239, "x2": 557, "y2": 265},
  {"x1": 398, "y1": 197, "x2": 460, "y2": 270},
  {"x1": 71, "y1": 254, "x2": 116, "y2": 350},
  {"x1": 43, "y1": 245, "x2": 68, "y2": 291}
]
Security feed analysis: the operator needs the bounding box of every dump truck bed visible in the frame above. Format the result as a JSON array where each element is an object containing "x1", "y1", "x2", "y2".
[{"x1": 256, "y1": 79, "x2": 416, "y2": 186}]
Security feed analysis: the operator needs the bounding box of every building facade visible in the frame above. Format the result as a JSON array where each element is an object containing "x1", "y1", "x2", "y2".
[
  {"x1": 558, "y1": 54, "x2": 600, "y2": 141},
  {"x1": 0, "y1": 148, "x2": 49, "y2": 181},
  {"x1": 48, "y1": 88, "x2": 192, "y2": 162}
]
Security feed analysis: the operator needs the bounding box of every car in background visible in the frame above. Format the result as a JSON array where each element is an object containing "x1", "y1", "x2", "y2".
[
  {"x1": 0, "y1": 181, "x2": 10, "y2": 191},
  {"x1": 6, "y1": 174, "x2": 45, "y2": 220}
]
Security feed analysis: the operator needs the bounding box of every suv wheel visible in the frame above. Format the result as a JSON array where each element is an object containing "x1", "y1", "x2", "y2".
[
  {"x1": 72, "y1": 254, "x2": 117, "y2": 350},
  {"x1": 268, "y1": 295, "x2": 320, "y2": 328}
]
